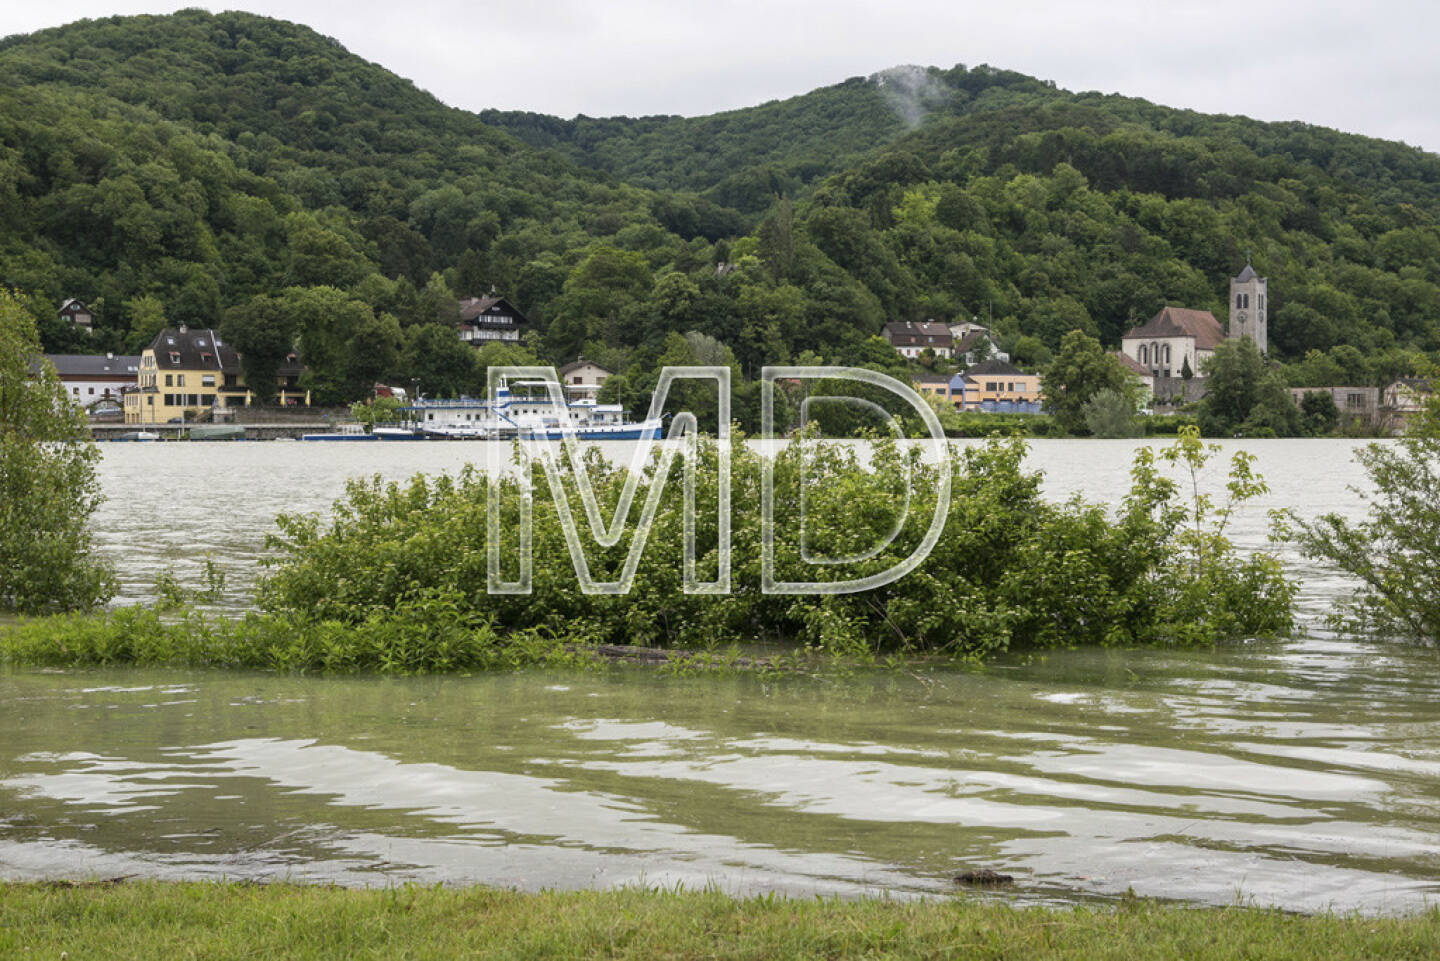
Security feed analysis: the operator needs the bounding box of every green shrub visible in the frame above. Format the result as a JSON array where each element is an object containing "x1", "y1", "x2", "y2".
[
  {"x1": 256, "y1": 431, "x2": 1293, "y2": 659},
  {"x1": 1286, "y1": 398, "x2": 1440, "y2": 641},
  {"x1": 0, "y1": 293, "x2": 115, "y2": 614}
]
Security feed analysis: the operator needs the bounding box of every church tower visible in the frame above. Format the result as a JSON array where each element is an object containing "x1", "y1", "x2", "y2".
[{"x1": 1228, "y1": 261, "x2": 1268, "y2": 354}]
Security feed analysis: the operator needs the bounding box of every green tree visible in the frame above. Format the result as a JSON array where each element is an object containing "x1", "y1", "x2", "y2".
[
  {"x1": 1082, "y1": 388, "x2": 1142, "y2": 438},
  {"x1": 400, "y1": 323, "x2": 476, "y2": 398},
  {"x1": 123, "y1": 295, "x2": 167, "y2": 354},
  {"x1": 1042, "y1": 330, "x2": 1139, "y2": 435},
  {"x1": 222, "y1": 296, "x2": 299, "y2": 405},
  {"x1": 1288, "y1": 398, "x2": 1440, "y2": 641},
  {"x1": 342, "y1": 312, "x2": 404, "y2": 400},
  {"x1": 1198, "y1": 338, "x2": 1301, "y2": 437},
  {"x1": 1299, "y1": 390, "x2": 1340, "y2": 436},
  {"x1": 0, "y1": 293, "x2": 115, "y2": 613}
]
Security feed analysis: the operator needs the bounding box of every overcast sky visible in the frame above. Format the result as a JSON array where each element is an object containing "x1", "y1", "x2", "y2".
[{"x1": 5, "y1": 1, "x2": 1438, "y2": 153}]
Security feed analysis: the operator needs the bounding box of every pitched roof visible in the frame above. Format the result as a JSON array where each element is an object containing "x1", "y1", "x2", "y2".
[
  {"x1": 883, "y1": 320, "x2": 953, "y2": 348},
  {"x1": 458, "y1": 294, "x2": 528, "y2": 327},
  {"x1": 146, "y1": 327, "x2": 304, "y2": 376},
  {"x1": 1235, "y1": 264, "x2": 1259, "y2": 282},
  {"x1": 558, "y1": 359, "x2": 613, "y2": 377},
  {"x1": 1121, "y1": 307, "x2": 1225, "y2": 350},
  {"x1": 1111, "y1": 351, "x2": 1153, "y2": 378},
  {"x1": 43, "y1": 354, "x2": 140, "y2": 378},
  {"x1": 147, "y1": 327, "x2": 236, "y2": 371},
  {"x1": 953, "y1": 330, "x2": 993, "y2": 353},
  {"x1": 911, "y1": 373, "x2": 951, "y2": 386},
  {"x1": 964, "y1": 358, "x2": 1026, "y2": 378}
]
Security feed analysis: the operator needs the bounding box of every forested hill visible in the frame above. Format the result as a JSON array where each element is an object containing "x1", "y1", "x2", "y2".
[
  {"x1": 480, "y1": 65, "x2": 1062, "y2": 212},
  {"x1": 5, "y1": 9, "x2": 1440, "y2": 404},
  {"x1": 483, "y1": 64, "x2": 1440, "y2": 215}
]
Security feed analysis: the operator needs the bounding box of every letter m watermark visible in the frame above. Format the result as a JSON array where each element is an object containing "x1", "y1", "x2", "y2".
[{"x1": 486, "y1": 366, "x2": 731, "y2": 596}]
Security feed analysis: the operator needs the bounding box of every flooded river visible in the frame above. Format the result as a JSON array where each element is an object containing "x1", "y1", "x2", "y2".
[{"x1": 3, "y1": 439, "x2": 1438, "y2": 913}]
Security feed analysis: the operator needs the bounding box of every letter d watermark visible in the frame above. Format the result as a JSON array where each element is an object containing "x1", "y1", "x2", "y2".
[{"x1": 759, "y1": 366, "x2": 951, "y2": 595}]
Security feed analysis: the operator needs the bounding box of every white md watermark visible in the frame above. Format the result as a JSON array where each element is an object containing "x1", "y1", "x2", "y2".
[{"x1": 486, "y1": 365, "x2": 950, "y2": 596}]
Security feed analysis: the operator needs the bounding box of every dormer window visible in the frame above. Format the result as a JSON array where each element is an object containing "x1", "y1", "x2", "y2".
[
  {"x1": 197, "y1": 338, "x2": 208, "y2": 348},
  {"x1": 168, "y1": 352, "x2": 181, "y2": 366},
  {"x1": 166, "y1": 337, "x2": 176, "y2": 346}
]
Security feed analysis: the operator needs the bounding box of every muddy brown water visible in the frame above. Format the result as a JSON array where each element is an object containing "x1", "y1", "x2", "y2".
[{"x1": 3, "y1": 439, "x2": 1437, "y2": 913}]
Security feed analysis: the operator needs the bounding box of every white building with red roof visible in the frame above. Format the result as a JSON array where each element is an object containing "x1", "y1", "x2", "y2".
[{"x1": 1120, "y1": 306, "x2": 1226, "y2": 380}]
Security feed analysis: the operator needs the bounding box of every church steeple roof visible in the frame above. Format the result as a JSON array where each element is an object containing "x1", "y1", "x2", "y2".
[{"x1": 1235, "y1": 263, "x2": 1259, "y2": 282}]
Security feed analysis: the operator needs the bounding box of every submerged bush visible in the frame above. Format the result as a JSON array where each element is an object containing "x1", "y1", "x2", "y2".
[
  {"x1": 0, "y1": 599, "x2": 575, "y2": 674},
  {"x1": 0, "y1": 293, "x2": 115, "y2": 614},
  {"x1": 256, "y1": 431, "x2": 1293, "y2": 659},
  {"x1": 1287, "y1": 399, "x2": 1440, "y2": 642}
]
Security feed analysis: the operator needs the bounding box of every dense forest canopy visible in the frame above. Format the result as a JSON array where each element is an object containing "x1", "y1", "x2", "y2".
[{"x1": 4, "y1": 9, "x2": 1440, "y2": 407}]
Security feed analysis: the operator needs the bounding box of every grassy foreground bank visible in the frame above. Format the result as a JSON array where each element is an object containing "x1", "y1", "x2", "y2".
[{"x1": 2, "y1": 883, "x2": 1437, "y2": 960}]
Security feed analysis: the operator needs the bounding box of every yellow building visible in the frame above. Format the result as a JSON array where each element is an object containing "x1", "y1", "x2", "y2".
[
  {"x1": 124, "y1": 325, "x2": 309, "y2": 424},
  {"x1": 911, "y1": 373, "x2": 952, "y2": 402},
  {"x1": 953, "y1": 359, "x2": 1043, "y2": 413}
]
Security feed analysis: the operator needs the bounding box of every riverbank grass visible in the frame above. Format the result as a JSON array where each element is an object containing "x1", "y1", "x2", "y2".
[{"x1": 2, "y1": 882, "x2": 1437, "y2": 960}]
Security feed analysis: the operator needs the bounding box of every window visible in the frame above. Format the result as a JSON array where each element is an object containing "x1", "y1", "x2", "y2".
[
  {"x1": 165, "y1": 374, "x2": 173, "y2": 387},
  {"x1": 1139, "y1": 345, "x2": 1148, "y2": 364},
  {"x1": 72, "y1": 387, "x2": 79, "y2": 395},
  {"x1": 1164, "y1": 345, "x2": 1171, "y2": 364},
  {"x1": 1259, "y1": 295, "x2": 1265, "y2": 311},
  {"x1": 1243, "y1": 294, "x2": 1250, "y2": 309},
  {"x1": 88, "y1": 388, "x2": 94, "y2": 395},
  {"x1": 169, "y1": 352, "x2": 181, "y2": 366},
  {"x1": 202, "y1": 375, "x2": 215, "y2": 388},
  {"x1": 1236, "y1": 293, "x2": 1243, "y2": 308},
  {"x1": 177, "y1": 375, "x2": 185, "y2": 387}
]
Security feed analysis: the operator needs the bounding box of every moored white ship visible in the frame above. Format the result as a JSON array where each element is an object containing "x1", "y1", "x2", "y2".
[{"x1": 403, "y1": 379, "x2": 662, "y2": 440}]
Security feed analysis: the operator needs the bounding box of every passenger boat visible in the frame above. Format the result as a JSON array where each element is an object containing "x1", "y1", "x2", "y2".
[
  {"x1": 403, "y1": 379, "x2": 662, "y2": 441},
  {"x1": 300, "y1": 423, "x2": 378, "y2": 442}
]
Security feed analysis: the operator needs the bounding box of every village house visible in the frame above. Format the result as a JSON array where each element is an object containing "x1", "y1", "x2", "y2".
[
  {"x1": 949, "y1": 359, "x2": 1043, "y2": 413},
  {"x1": 883, "y1": 320, "x2": 953, "y2": 359},
  {"x1": 58, "y1": 298, "x2": 94, "y2": 335},
  {"x1": 44, "y1": 353, "x2": 140, "y2": 410},
  {"x1": 123, "y1": 325, "x2": 309, "y2": 425},
  {"x1": 457, "y1": 294, "x2": 527, "y2": 345},
  {"x1": 1381, "y1": 378, "x2": 1433, "y2": 432},
  {"x1": 558, "y1": 358, "x2": 612, "y2": 392},
  {"x1": 950, "y1": 326, "x2": 1009, "y2": 366},
  {"x1": 1289, "y1": 386, "x2": 1381, "y2": 429},
  {"x1": 911, "y1": 372, "x2": 951, "y2": 403}
]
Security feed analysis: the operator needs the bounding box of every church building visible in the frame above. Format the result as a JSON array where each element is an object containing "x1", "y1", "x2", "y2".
[{"x1": 1120, "y1": 262, "x2": 1271, "y2": 384}]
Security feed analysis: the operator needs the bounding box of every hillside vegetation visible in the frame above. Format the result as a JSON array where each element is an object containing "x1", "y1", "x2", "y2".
[{"x1": 4, "y1": 10, "x2": 1440, "y2": 406}]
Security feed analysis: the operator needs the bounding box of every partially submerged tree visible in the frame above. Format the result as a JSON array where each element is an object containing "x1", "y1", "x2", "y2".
[
  {"x1": 0, "y1": 292, "x2": 115, "y2": 613},
  {"x1": 1288, "y1": 397, "x2": 1440, "y2": 642}
]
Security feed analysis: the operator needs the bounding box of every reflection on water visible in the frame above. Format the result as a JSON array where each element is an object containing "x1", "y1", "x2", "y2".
[
  {"x1": 4, "y1": 438, "x2": 1433, "y2": 913},
  {"x1": 3, "y1": 638, "x2": 1439, "y2": 913}
]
